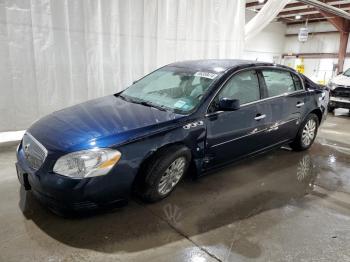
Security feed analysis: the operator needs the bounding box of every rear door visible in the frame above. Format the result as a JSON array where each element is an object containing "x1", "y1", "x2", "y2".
[
  {"x1": 259, "y1": 68, "x2": 307, "y2": 144},
  {"x1": 205, "y1": 69, "x2": 271, "y2": 167}
]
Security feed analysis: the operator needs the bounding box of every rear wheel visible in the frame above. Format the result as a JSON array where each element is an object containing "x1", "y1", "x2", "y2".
[
  {"x1": 290, "y1": 113, "x2": 319, "y2": 151},
  {"x1": 138, "y1": 145, "x2": 191, "y2": 202}
]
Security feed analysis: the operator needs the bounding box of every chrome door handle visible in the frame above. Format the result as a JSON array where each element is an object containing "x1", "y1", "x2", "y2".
[
  {"x1": 296, "y1": 102, "x2": 305, "y2": 108},
  {"x1": 254, "y1": 114, "x2": 266, "y2": 121}
]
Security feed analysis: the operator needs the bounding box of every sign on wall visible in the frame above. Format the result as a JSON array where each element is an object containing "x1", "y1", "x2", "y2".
[
  {"x1": 296, "y1": 58, "x2": 305, "y2": 74},
  {"x1": 298, "y1": 28, "x2": 309, "y2": 42},
  {"x1": 296, "y1": 64, "x2": 305, "y2": 74}
]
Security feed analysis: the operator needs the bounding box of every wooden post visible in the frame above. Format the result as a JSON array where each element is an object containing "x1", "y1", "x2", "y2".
[
  {"x1": 318, "y1": 9, "x2": 350, "y2": 73},
  {"x1": 339, "y1": 31, "x2": 349, "y2": 73}
]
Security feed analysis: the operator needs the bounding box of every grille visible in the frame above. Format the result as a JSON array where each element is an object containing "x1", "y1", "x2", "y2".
[
  {"x1": 332, "y1": 87, "x2": 350, "y2": 98},
  {"x1": 22, "y1": 133, "x2": 48, "y2": 170}
]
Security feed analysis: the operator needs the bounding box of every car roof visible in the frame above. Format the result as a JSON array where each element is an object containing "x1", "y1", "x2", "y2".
[{"x1": 167, "y1": 59, "x2": 291, "y2": 74}]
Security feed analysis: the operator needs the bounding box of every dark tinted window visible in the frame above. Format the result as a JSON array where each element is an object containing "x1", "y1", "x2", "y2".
[
  {"x1": 218, "y1": 70, "x2": 260, "y2": 104},
  {"x1": 262, "y1": 69, "x2": 295, "y2": 97},
  {"x1": 292, "y1": 73, "x2": 303, "y2": 90}
]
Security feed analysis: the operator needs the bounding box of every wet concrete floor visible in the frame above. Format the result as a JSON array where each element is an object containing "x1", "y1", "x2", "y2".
[{"x1": 0, "y1": 110, "x2": 350, "y2": 261}]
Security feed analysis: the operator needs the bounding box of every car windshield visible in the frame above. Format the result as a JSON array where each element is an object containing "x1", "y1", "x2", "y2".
[
  {"x1": 343, "y1": 68, "x2": 350, "y2": 77},
  {"x1": 120, "y1": 67, "x2": 218, "y2": 114}
]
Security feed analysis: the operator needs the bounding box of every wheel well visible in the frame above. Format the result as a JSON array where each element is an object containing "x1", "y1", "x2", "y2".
[
  {"x1": 131, "y1": 142, "x2": 194, "y2": 191},
  {"x1": 310, "y1": 109, "x2": 322, "y2": 124}
]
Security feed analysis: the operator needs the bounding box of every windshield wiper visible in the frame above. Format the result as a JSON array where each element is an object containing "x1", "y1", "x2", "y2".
[
  {"x1": 117, "y1": 93, "x2": 131, "y2": 102},
  {"x1": 122, "y1": 96, "x2": 167, "y2": 112},
  {"x1": 118, "y1": 94, "x2": 168, "y2": 112},
  {"x1": 138, "y1": 100, "x2": 167, "y2": 111}
]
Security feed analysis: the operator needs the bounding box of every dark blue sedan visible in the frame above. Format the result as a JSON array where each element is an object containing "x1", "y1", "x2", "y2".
[{"x1": 16, "y1": 60, "x2": 328, "y2": 213}]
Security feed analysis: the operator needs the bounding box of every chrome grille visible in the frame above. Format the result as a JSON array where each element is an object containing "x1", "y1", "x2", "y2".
[
  {"x1": 22, "y1": 133, "x2": 47, "y2": 170},
  {"x1": 332, "y1": 87, "x2": 350, "y2": 98}
]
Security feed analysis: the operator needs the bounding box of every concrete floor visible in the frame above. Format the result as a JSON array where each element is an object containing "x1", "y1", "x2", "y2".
[{"x1": 1, "y1": 110, "x2": 350, "y2": 262}]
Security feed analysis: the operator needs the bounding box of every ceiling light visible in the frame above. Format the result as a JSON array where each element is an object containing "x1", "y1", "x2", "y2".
[
  {"x1": 295, "y1": 14, "x2": 302, "y2": 20},
  {"x1": 258, "y1": 0, "x2": 265, "y2": 3}
]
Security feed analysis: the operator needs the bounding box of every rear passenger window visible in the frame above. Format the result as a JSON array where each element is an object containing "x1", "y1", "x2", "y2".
[
  {"x1": 262, "y1": 70, "x2": 295, "y2": 97},
  {"x1": 292, "y1": 73, "x2": 303, "y2": 90}
]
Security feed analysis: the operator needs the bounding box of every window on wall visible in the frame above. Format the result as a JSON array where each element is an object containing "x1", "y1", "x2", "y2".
[
  {"x1": 218, "y1": 70, "x2": 260, "y2": 105},
  {"x1": 262, "y1": 70, "x2": 296, "y2": 97}
]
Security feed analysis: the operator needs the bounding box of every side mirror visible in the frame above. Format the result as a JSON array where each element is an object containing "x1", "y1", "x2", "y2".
[{"x1": 219, "y1": 98, "x2": 240, "y2": 111}]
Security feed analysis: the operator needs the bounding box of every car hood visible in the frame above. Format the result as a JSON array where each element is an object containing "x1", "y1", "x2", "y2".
[
  {"x1": 331, "y1": 74, "x2": 350, "y2": 86},
  {"x1": 28, "y1": 95, "x2": 185, "y2": 152}
]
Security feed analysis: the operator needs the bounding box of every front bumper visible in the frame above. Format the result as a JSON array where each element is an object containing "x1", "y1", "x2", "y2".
[
  {"x1": 329, "y1": 96, "x2": 350, "y2": 109},
  {"x1": 16, "y1": 143, "x2": 133, "y2": 213}
]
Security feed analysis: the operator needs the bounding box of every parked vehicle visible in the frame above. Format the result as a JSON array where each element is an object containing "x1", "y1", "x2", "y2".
[
  {"x1": 328, "y1": 68, "x2": 350, "y2": 112},
  {"x1": 16, "y1": 60, "x2": 328, "y2": 213}
]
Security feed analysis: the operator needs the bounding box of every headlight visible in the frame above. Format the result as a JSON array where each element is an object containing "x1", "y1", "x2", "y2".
[{"x1": 53, "y1": 148, "x2": 121, "y2": 179}]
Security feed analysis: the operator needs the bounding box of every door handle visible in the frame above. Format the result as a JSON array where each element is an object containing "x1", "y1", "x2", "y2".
[
  {"x1": 296, "y1": 102, "x2": 305, "y2": 108},
  {"x1": 254, "y1": 114, "x2": 266, "y2": 121}
]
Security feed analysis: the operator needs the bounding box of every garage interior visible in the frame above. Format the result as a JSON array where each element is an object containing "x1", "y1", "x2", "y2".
[{"x1": 1, "y1": 0, "x2": 350, "y2": 261}]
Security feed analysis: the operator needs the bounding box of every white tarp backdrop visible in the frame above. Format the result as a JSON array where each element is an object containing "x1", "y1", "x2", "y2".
[
  {"x1": 1, "y1": 0, "x2": 289, "y2": 132},
  {"x1": 0, "y1": 0, "x2": 245, "y2": 132}
]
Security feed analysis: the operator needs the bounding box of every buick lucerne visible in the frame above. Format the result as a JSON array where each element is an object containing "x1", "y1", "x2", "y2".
[{"x1": 16, "y1": 60, "x2": 328, "y2": 213}]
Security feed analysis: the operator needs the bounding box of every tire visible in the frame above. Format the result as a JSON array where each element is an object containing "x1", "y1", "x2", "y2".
[
  {"x1": 290, "y1": 113, "x2": 319, "y2": 151},
  {"x1": 138, "y1": 145, "x2": 191, "y2": 202}
]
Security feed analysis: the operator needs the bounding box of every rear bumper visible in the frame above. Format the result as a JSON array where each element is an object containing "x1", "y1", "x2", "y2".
[{"x1": 16, "y1": 145, "x2": 134, "y2": 214}]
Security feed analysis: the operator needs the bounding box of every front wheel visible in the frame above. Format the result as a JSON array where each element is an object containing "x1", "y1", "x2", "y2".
[
  {"x1": 138, "y1": 145, "x2": 191, "y2": 202},
  {"x1": 290, "y1": 113, "x2": 319, "y2": 151}
]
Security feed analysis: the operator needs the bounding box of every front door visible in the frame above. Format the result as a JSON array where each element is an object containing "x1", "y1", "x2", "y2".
[{"x1": 205, "y1": 69, "x2": 270, "y2": 167}]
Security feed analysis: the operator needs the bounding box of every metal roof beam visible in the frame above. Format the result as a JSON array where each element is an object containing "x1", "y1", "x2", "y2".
[{"x1": 297, "y1": 0, "x2": 350, "y2": 20}]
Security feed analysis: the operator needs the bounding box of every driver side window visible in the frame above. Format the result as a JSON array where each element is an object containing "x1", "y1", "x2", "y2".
[
  {"x1": 209, "y1": 70, "x2": 260, "y2": 113},
  {"x1": 218, "y1": 70, "x2": 260, "y2": 104}
]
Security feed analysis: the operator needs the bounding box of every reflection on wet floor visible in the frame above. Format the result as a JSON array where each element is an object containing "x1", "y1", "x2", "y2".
[
  {"x1": 16, "y1": 139, "x2": 350, "y2": 258},
  {"x1": 1, "y1": 114, "x2": 350, "y2": 261}
]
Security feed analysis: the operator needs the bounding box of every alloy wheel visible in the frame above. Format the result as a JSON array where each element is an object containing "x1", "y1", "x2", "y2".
[
  {"x1": 158, "y1": 157, "x2": 186, "y2": 195},
  {"x1": 302, "y1": 119, "x2": 316, "y2": 147}
]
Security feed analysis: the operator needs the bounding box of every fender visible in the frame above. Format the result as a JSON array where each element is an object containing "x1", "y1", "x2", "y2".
[{"x1": 118, "y1": 118, "x2": 208, "y2": 182}]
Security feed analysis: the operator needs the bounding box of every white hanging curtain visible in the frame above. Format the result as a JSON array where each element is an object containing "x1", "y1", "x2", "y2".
[
  {"x1": 245, "y1": 0, "x2": 291, "y2": 41},
  {"x1": 0, "y1": 0, "x2": 245, "y2": 132}
]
